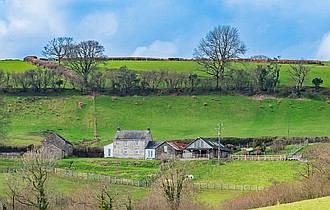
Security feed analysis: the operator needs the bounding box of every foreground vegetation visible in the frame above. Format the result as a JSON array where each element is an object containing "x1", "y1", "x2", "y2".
[{"x1": 0, "y1": 142, "x2": 328, "y2": 209}]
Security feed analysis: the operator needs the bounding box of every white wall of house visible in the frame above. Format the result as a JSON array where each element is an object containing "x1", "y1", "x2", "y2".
[
  {"x1": 104, "y1": 143, "x2": 114, "y2": 158},
  {"x1": 145, "y1": 149, "x2": 155, "y2": 159}
]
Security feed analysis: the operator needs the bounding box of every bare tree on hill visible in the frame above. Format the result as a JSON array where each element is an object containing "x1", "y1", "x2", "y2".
[
  {"x1": 193, "y1": 25, "x2": 247, "y2": 90},
  {"x1": 42, "y1": 37, "x2": 73, "y2": 65},
  {"x1": 288, "y1": 61, "x2": 312, "y2": 96},
  {"x1": 65, "y1": 40, "x2": 105, "y2": 89}
]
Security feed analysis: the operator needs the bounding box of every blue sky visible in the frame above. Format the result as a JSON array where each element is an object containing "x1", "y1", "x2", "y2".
[{"x1": 0, "y1": 0, "x2": 330, "y2": 60}]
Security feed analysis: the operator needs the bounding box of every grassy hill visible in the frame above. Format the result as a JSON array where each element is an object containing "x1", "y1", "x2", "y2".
[
  {"x1": 1, "y1": 59, "x2": 330, "y2": 146},
  {"x1": 257, "y1": 196, "x2": 330, "y2": 210},
  {"x1": 3, "y1": 94, "x2": 330, "y2": 146}
]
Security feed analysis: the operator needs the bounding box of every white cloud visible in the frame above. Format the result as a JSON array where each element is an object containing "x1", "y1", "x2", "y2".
[
  {"x1": 316, "y1": 32, "x2": 330, "y2": 60},
  {"x1": 0, "y1": 0, "x2": 68, "y2": 58},
  {"x1": 132, "y1": 40, "x2": 178, "y2": 58},
  {"x1": 77, "y1": 12, "x2": 118, "y2": 38}
]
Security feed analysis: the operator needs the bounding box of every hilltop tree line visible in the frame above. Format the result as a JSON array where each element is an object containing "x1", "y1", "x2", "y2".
[
  {"x1": 0, "y1": 25, "x2": 322, "y2": 95},
  {"x1": 0, "y1": 59, "x2": 319, "y2": 96}
]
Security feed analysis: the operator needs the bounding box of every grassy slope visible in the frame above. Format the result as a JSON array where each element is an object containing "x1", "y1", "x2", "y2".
[
  {"x1": 3, "y1": 94, "x2": 330, "y2": 145},
  {"x1": 257, "y1": 196, "x2": 330, "y2": 210},
  {"x1": 56, "y1": 157, "x2": 161, "y2": 180},
  {"x1": 55, "y1": 158, "x2": 298, "y2": 186}
]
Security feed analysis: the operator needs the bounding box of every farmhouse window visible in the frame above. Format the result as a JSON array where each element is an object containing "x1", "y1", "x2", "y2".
[
  {"x1": 124, "y1": 141, "x2": 128, "y2": 147},
  {"x1": 123, "y1": 150, "x2": 128, "y2": 155},
  {"x1": 134, "y1": 150, "x2": 139, "y2": 155},
  {"x1": 164, "y1": 146, "x2": 168, "y2": 153},
  {"x1": 135, "y1": 141, "x2": 139, "y2": 146},
  {"x1": 147, "y1": 150, "x2": 153, "y2": 158}
]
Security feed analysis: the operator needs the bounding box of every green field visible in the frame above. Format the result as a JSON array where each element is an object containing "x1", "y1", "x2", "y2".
[
  {"x1": 189, "y1": 160, "x2": 298, "y2": 186},
  {"x1": 257, "y1": 196, "x2": 330, "y2": 210},
  {"x1": 0, "y1": 59, "x2": 37, "y2": 72},
  {"x1": 0, "y1": 157, "x2": 302, "y2": 208},
  {"x1": 3, "y1": 94, "x2": 330, "y2": 146},
  {"x1": 102, "y1": 60, "x2": 330, "y2": 87}
]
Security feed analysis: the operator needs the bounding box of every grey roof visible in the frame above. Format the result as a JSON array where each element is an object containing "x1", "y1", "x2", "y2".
[
  {"x1": 187, "y1": 137, "x2": 231, "y2": 152},
  {"x1": 114, "y1": 130, "x2": 151, "y2": 141},
  {"x1": 145, "y1": 141, "x2": 164, "y2": 149},
  {"x1": 43, "y1": 133, "x2": 73, "y2": 145}
]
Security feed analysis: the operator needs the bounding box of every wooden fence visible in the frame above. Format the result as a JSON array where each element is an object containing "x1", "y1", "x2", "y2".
[
  {"x1": 53, "y1": 168, "x2": 148, "y2": 187},
  {"x1": 230, "y1": 155, "x2": 287, "y2": 161},
  {"x1": 193, "y1": 182, "x2": 266, "y2": 191}
]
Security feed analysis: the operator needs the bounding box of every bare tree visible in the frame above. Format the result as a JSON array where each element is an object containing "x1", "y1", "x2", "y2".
[
  {"x1": 193, "y1": 25, "x2": 247, "y2": 90},
  {"x1": 65, "y1": 40, "x2": 105, "y2": 89},
  {"x1": 158, "y1": 161, "x2": 192, "y2": 210},
  {"x1": 42, "y1": 37, "x2": 73, "y2": 65},
  {"x1": 5, "y1": 148, "x2": 57, "y2": 210},
  {"x1": 288, "y1": 61, "x2": 312, "y2": 95}
]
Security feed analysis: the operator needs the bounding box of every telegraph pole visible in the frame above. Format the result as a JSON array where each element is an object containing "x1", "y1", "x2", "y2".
[{"x1": 215, "y1": 123, "x2": 224, "y2": 165}]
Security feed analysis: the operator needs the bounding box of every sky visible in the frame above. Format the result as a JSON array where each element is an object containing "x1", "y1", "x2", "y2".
[{"x1": 0, "y1": 0, "x2": 330, "y2": 60}]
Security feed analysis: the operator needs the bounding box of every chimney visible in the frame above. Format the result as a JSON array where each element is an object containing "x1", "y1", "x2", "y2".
[
  {"x1": 147, "y1": 127, "x2": 150, "y2": 132},
  {"x1": 117, "y1": 127, "x2": 121, "y2": 131}
]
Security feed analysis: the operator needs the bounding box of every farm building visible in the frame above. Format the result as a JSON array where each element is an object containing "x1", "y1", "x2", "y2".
[
  {"x1": 104, "y1": 129, "x2": 232, "y2": 160},
  {"x1": 41, "y1": 133, "x2": 73, "y2": 159},
  {"x1": 109, "y1": 127, "x2": 153, "y2": 159},
  {"x1": 145, "y1": 141, "x2": 164, "y2": 159},
  {"x1": 184, "y1": 137, "x2": 231, "y2": 159},
  {"x1": 155, "y1": 141, "x2": 190, "y2": 159}
]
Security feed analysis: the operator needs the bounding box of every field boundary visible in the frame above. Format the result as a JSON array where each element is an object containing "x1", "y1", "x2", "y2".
[
  {"x1": 193, "y1": 182, "x2": 266, "y2": 191},
  {"x1": 230, "y1": 155, "x2": 287, "y2": 161},
  {"x1": 53, "y1": 168, "x2": 148, "y2": 187}
]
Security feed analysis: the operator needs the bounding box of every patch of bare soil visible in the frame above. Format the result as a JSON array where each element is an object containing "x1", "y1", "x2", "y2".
[{"x1": 252, "y1": 95, "x2": 277, "y2": 101}]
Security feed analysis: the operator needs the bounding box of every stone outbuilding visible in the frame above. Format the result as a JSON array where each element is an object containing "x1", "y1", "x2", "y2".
[{"x1": 41, "y1": 133, "x2": 73, "y2": 159}]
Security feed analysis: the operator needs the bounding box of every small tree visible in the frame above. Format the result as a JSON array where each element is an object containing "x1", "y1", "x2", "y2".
[
  {"x1": 193, "y1": 25, "x2": 247, "y2": 90},
  {"x1": 42, "y1": 37, "x2": 73, "y2": 65},
  {"x1": 312, "y1": 77, "x2": 323, "y2": 91},
  {"x1": 288, "y1": 61, "x2": 312, "y2": 96},
  {"x1": 5, "y1": 148, "x2": 57, "y2": 210}
]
